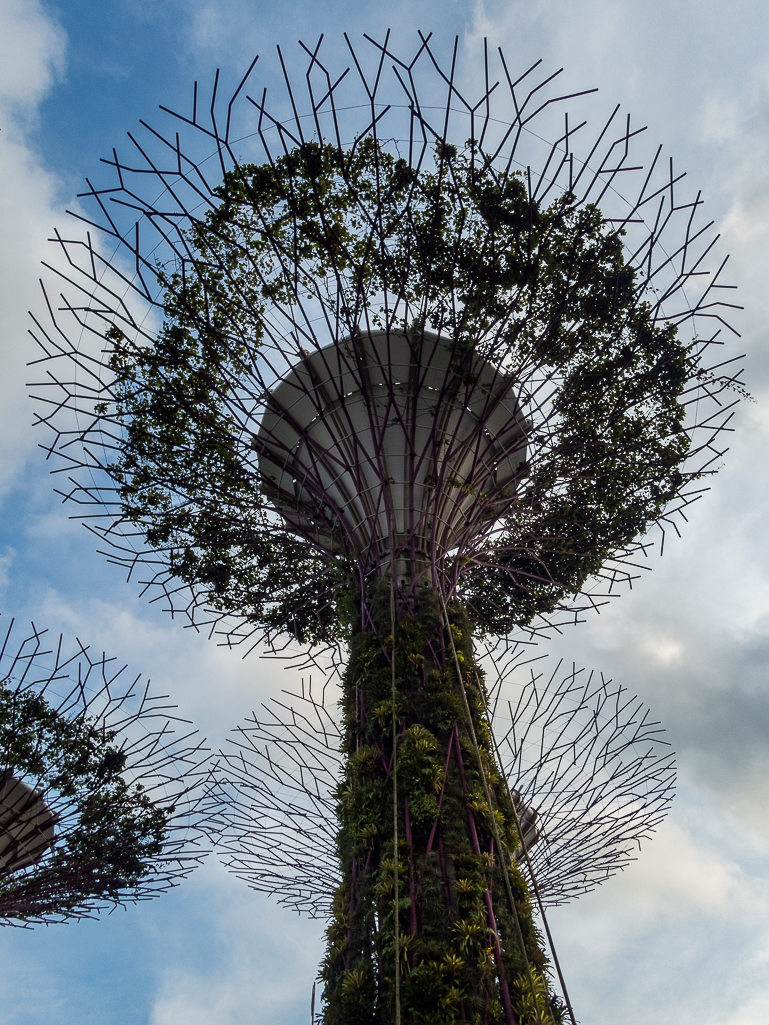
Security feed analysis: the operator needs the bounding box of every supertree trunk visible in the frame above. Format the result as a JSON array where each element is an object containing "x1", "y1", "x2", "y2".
[{"x1": 322, "y1": 582, "x2": 559, "y2": 1025}]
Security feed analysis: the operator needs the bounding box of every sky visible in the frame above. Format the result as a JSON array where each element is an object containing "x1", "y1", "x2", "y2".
[{"x1": 1, "y1": 1, "x2": 769, "y2": 1023}]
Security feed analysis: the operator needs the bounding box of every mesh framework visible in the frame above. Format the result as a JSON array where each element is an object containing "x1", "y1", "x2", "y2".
[
  {"x1": 0, "y1": 616, "x2": 210, "y2": 926},
  {"x1": 28, "y1": 32, "x2": 743, "y2": 664},
  {"x1": 207, "y1": 652, "x2": 675, "y2": 916}
]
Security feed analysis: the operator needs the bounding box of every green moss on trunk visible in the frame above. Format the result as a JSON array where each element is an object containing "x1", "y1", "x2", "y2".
[{"x1": 321, "y1": 581, "x2": 565, "y2": 1025}]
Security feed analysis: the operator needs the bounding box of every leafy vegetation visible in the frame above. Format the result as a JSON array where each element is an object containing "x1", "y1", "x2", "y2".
[
  {"x1": 323, "y1": 580, "x2": 562, "y2": 1024},
  {"x1": 103, "y1": 137, "x2": 693, "y2": 642},
  {"x1": 0, "y1": 680, "x2": 171, "y2": 920}
]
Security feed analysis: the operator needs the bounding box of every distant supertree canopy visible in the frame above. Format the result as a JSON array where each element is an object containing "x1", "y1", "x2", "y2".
[
  {"x1": 0, "y1": 618, "x2": 208, "y2": 926},
  {"x1": 31, "y1": 33, "x2": 741, "y2": 1025}
]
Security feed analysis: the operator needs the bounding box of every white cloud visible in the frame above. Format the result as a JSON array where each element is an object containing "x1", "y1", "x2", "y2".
[
  {"x1": 545, "y1": 812, "x2": 769, "y2": 1025},
  {"x1": 698, "y1": 90, "x2": 744, "y2": 145},
  {"x1": 0, "y1": 0, "x2": 65, "y2": 122},
  {"x1": 711, "y1": 988, "x2": 769, "y2": 1025},
  {"x1": 148, "y1": 861, "x2": 324, "y2": 1025},
  {"x1": 0, "y1": 0, "x2": 67, "y2": 498},
  {"x1": 0, "y1": 548, "x2": 13, "y2": 601},
  {"x1": 702, "y1": 67, "x2": 769, "y2": 401},
  {"x1": 19, "y1": 585, "x2": 293, "y2": 745},
  {"x1": 597, "y1": 818, "x2": 766, "y2": 922}
]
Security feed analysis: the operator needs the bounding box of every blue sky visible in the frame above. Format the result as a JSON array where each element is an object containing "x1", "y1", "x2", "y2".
[{"x1": 1, "y1": 1, "x2": 769, "y2": 1023}]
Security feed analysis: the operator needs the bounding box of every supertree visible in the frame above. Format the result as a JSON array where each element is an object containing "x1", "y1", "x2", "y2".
[
  {"x1": 30, "y1": 33, "x2": 742, "y2": 1024},
  {"x1": 0, "y1": 616, "x2": 209, "y2": 925}
]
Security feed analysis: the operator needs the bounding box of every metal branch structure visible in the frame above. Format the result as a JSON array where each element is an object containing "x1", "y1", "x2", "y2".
[
  {"x1": 209, "y1": 678, "x2": 342, "y2": 918},
  {"x1": 26, "y1": 32, "x2": 742, "y2": 1025},
  {"x1": 29, "y1": 34, "x2": 742, "y2": 655},
  {"x1": 487, "y1": 651, "x2": 675, "y2": 904},
  {"x1": 208, "y1": 660, "x2": 674, "y2": 915},
  {"x1": 0, "y1": 617, "x2": 209, "y2": 926}
]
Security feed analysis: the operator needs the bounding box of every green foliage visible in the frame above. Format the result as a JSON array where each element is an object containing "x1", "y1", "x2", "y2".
[
  {"x1": 100, "y1": 136, "x2": 699, "y2": 641},
  {"x1": 323, "y1": 583, "x2": 560, "y2": 1023},
  {"x1": 0, "y1": 680, "x2": 171, "y2": 913},
  {"x1": 105, "y1": 322, "x2": 344, "y2": 644}
]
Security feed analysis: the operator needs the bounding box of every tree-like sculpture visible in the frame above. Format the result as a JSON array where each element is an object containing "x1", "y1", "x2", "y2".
[
  {"x1": 31, "y1": 34, "x2": 742, "y2": 1024},
  {"x1": 0, "y1": 618, "x2": 208, "y2": 925},
  {"x1": 208, "y1": 657, "x2": 676, "y2": 915}
]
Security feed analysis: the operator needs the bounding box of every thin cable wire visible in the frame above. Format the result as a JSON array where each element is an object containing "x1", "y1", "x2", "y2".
[{"x1": 390, "y1": 566, "x2": 401, "y2": 1025}]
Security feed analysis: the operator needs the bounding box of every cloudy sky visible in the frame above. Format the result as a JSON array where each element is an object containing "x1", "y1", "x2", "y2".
[{"x1": 1, "y1": 1, "x2": 768, "y2": 1023}]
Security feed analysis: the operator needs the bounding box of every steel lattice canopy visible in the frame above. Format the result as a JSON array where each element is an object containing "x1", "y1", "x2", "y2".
[
  {"x1": 0, "y1": 772, "x2": 57, "y2": 873},
  {"x1": 254, "y1": 329, "x2": 528, "y2": 579}
]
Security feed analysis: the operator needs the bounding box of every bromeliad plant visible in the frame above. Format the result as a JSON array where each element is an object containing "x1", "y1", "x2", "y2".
[{"x1": 32, "y1": 35, "x2": 741, "y2": 1021}]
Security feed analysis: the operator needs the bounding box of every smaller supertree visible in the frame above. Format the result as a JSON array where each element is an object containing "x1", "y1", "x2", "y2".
[
  {"x1": 206, "y1": 652, "x2": 675, "y2": 914},
  {"x1": 0, "y1": 617, "x2": 209, "y2": 926}
]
